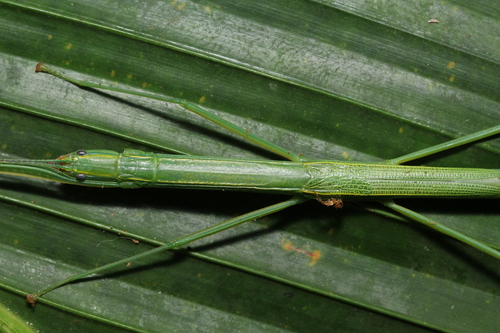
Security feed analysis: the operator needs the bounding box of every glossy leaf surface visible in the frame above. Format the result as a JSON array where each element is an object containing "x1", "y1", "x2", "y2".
[{"x1": 0, "y1": 1, "x2": 499, "y2": 332}]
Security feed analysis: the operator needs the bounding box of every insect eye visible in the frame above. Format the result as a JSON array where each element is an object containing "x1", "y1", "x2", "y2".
[
  {"x1": 76, "y1": 173, "x2": 87, "y2": 180},
  {"x1": 77, "y1": 150, "x2": 87, "y2": 156}
]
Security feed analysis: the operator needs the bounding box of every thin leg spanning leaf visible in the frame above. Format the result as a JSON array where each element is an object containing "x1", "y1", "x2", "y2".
[
  {"x1": 385, "y1": 125, "x2": 500, "y2": 165},
  {"x1": 383, "y1": 200, "x2": 500, "y2": 258},
  {"x1": 26, "y1": 195, "x2": 309, "y2": 305},
  {"x1": 35, "y1": 62, "x2": 303, "y2": 162}
]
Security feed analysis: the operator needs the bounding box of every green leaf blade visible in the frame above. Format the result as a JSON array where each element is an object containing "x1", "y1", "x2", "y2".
[{"x1": 0, "y1": 0, "x2": 499, "y2": 332}]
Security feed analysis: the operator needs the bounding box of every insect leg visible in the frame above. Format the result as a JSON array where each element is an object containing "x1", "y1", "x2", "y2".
[
  {"x1": 383, "y1": 199, "x2": 500, "y2": 259},
  {"x1": 35, "y1": 62, "x2": 303, "y2": 162},
  {"x1": 26, "y1": 195, "x2": 310, "y2": 305},
  {"x1": 385, "y1": 125, "x2": 500, "y2": 165}
]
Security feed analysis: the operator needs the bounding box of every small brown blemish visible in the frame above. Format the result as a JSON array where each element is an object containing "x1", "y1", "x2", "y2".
[
  {"x1": 314, "y1": 192, "x2": 343, "y2": 208},
  {"x1": 35, "y1": 61, "x2": 45, "y2": 72},
  {"x1": 126, "y1": 237, "x2": 140, "y2": 244},
  {"x1": 282, "y1": 239, "x2": 321, "y2": 266},
  {"x1": 26, "y1": 294, "x2": 37, "y2": 307},
  {"x1": 321, "y1": 198, "x2": 343, "y2": 208}
]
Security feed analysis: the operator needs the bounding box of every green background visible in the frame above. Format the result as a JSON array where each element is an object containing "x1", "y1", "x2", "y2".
[{"x1": 0, "y1": 1, "x2": 499, "y2": 332}]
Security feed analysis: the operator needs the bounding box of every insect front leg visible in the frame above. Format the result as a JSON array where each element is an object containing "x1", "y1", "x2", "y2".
[
  {"x1": 35, "y1": 62, "x2": 304, "y2": 162},
  {"x1": 26, "y1": 195, "x2": 310, "y2": 305}
]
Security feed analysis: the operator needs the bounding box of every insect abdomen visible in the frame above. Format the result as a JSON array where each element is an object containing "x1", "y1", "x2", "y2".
[{"x1": 302, "y1": 161, "x2": 500, "y2": 198}]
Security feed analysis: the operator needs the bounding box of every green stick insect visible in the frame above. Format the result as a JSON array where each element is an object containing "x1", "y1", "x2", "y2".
[{"x1": 1, "y1": 62, "x2": 499, "y2": 306}]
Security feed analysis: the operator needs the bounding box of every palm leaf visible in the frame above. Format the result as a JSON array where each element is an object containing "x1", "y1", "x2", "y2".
[{"x1": 0, "y1": 1, "x2": 499, "y2": 332}]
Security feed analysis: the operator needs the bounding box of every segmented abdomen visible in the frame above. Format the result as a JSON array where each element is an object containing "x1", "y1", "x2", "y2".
[{"x1": 302, "y1": 162, "x2": 500, "y2": 198}]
